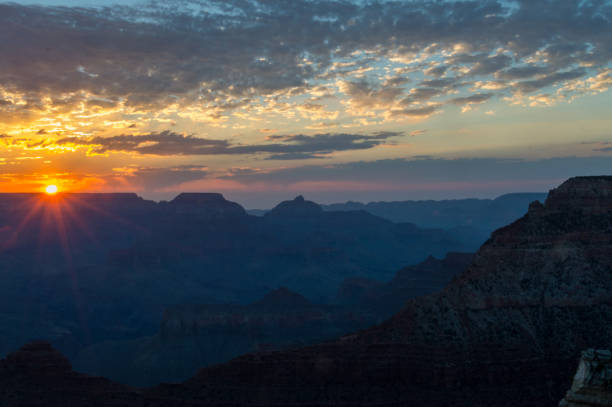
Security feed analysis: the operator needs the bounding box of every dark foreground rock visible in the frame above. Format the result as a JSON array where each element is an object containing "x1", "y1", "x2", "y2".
[
  {"x1": 0, "y1": 342, "x2": 141, "y2": 407},
  {"x1": 560, "y1": 349, "x2": 612, "y2": 407}
]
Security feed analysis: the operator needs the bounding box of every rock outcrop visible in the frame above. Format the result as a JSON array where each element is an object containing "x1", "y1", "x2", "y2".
[
  {"x1": 168, "y1": 192, "x2": 247, "y2": 218},
  {"x1": 264, "y1": 195, "x2": 324, "y2": 218},
  {"x1": 0, "y1": 342, "x2": 140, "y2": 407},
  {"x1": 142, "y1": 176, "x2": 612, "y2": 406},
  {"x1": 560, "y1": 349, "x2": 612, "y2": 407}
]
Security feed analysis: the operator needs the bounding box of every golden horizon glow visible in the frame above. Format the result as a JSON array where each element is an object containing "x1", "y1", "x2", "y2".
[
  {"x1": 45, "y1": 184, "x2": 59, "y2": 194},
  {"x1": 0, "y1": 1, "x2": 611, "y2": 207}
]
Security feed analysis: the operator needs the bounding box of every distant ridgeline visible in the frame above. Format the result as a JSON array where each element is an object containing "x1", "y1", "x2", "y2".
[
  {"x1": 0, "y1": 176, "x2": 610, "y2": 407},
  {"x1": 0, "y1": 191, "x2": 481, "y2": 368},
  {"x1": 250, "y1": 192, "x2": 548, "y2": 231}
]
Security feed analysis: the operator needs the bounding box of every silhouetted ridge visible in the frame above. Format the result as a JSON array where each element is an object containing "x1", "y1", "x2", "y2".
[
  {"x1": 171, "y1": 192, "x2": 226, "y2": 204},
  {"x1": 265, "y1": 195, "x2": 323, "y2": 217},
  {"x1": 322, "y1": 192, "x2": 548, "y2": 232},
  {"x1": 4, "y1": 342, "x2": 72, "y2": 375},
  {"x1": 491, "y1": 192, "x2": 548, "y2": 203},
  {"x1": 169, "y1": 192, "x2": 246, "y2": 217},
  {"x1": 254, "y1": 287, "x2": 313, "y2": 307},
  {"x1": 0, "y1": 342, "x2": 137, "y2": 406}
]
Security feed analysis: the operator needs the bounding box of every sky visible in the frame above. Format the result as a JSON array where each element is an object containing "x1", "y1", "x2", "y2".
[{"x1": 0, "y1": 0, "x2": 611, "y2": 207}]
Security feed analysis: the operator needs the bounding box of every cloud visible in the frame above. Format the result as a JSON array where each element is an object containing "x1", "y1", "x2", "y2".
[
  {"x1": 496, "y1": 65, "x2": 551, "y2": 80},
  {"x1": 340, "y1": 79, "x2": 405, "y2": 112},
  {"x1": 448, "y1": 93, "x2": 494, "y2": 106},
  {"x1": 222, "y1": 155, "x2": 612, "y2": 187},
  {"x1": 448, "y1": 93, "x2": 494, "y2": 111},
  {"x1": 57, "y1": 131, "x2": 230, "y2": 155},
  {"x1": 0, "y1": 0, "x2": 609, "y2": 132},
  {"x1": 57, "y1": 130, "x2": 402, "y2": 159},
  {"x1": 514, "y1": 68, "x2": 588, "y2": 93},
  {"x1": 207, "y1": 154, "x2": 612, "y2": 206},
  {"x1": 424, "y1": 66, "x2": 448, "y2": 78},
  {"x1": 466, "y1": 54, "x2": 513, "y2": 76},
  {"x1": 110, "y1": 165, "x2": 209, "y2": 190},
  {"x1": 389, "y1": 105, "x2": 440, "y2": 119}
]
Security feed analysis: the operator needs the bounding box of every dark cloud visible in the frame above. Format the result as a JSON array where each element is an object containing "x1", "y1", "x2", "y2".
[
  {"x1": 57, "y1": 131, "x2": 230, "y2": 155},
  {"x1": 266, "y1": 152, "x2": 325, "y2": 160},
  {"x1": 514, "y1": 68, "x2": 588, "y2": 93},
  {"x1": 389, "y1": 105, "x2": 440, "y2": 118},
  {"x1": 398, "y1": 78, "x2": 469, "y2": 106},
  {"x1": 214, "y1": 154, "x2": 612, "y2": 206},
  {"x1": 228, "y1": 155, "x2": 612, "y2": 188},
  {"x1": 424, "y1": 66, "x2": 448, "y2": 77},
  {"x1": 401, "y1": 87, "x2": 445, "y2": 104},
  {"x1": 115, "y1": 165, "x2": 209, "y2": 190},
  {"x1": 448, "y1": 93, "x2": 494, "y2": 106},
  {"x1": 419, "y1": 78, "x2": 459, "y2": 89},
  {"x1": 496, "y1": 65, "x2": 551, "y2": 80},
  {"x1": 252, "y1": 132, "x2": 400, "y2": 160},
  {"x1": 58, "y1": 130, "x2": 402, "y2": 158},
  {"x1": 466, "y1": 54, "x2": 513, "y2": 76}
]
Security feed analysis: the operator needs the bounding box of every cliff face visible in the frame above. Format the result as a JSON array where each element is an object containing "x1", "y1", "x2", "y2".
[
  {"x1": 337, "y1": 252, "x2": 474, "y2": 317},
  {"x1": 149, "y1": 176, "x2": 612, "y2": 406}
]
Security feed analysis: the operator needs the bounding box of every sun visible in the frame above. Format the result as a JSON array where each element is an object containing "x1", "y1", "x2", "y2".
[{"x1": 45, "y1": 184, "x2": 59, "y2": 194}]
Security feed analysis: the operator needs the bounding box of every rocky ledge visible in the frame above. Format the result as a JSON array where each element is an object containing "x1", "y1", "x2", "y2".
[{"x1": 560, "y1": 349, "x2": 612, "y2": 407}]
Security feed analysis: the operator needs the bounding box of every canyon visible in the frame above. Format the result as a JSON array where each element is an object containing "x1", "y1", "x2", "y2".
[{"x1": 0, "y1": 176, "x2": 610, "y2": 406}]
